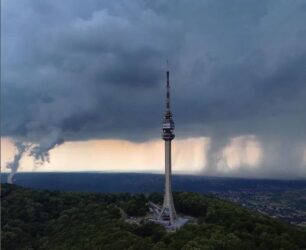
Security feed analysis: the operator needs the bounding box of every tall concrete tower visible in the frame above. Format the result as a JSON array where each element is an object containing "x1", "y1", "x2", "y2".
[{"x1": 159, "y1": 63, "x2": 177, "y2": 224}]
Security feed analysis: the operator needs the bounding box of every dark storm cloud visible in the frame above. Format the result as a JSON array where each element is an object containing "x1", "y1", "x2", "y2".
[{"x1": 2, "y1": 0, "x2": 306, "y2": 177}]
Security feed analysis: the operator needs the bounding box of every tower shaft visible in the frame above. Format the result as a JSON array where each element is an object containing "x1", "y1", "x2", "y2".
[{"x1": 160, "y1": 140, "x2": 177, "y2": 222}]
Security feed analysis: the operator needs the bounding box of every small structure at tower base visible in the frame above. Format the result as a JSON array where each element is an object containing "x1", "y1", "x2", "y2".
[
  {"x1": 148, "y1": 202, "x2": 189, "y2": 231},
  {"x1": 155, "y1": 217, "x2": 189, "y2": 231}
]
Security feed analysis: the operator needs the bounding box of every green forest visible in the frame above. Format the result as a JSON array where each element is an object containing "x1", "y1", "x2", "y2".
[{"x1": 1, "y1": 184, "x2": 306, "y2": 250}]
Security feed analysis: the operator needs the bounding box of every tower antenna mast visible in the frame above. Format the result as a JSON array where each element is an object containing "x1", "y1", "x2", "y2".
[{"x1": 166, "y1": 60, "x2": 170, "y2": 110}]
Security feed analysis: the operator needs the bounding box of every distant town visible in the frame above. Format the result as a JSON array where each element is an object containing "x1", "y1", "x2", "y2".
[{"x1": 213, "y1": 188, "x2": 306, "y2": 227}]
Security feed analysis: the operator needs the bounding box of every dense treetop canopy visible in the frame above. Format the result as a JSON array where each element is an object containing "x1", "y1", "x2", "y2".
[{"x1": 1, "y1": 184, "x2": 306, "y2": 250}]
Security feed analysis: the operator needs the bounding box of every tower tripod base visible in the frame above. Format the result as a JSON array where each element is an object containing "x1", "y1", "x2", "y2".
[{"x1": 148, "y1": 202, "x2": 189, "y2": 231}]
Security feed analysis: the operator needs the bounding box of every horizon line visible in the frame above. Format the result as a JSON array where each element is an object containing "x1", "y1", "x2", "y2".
[{"x1": 1, "y1": 171, "x2": 306, "y2": 181}]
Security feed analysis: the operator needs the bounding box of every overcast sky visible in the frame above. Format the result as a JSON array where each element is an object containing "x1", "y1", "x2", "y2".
[{"x1": 2, "y1": 0, "x2": 306, "y2": 178}]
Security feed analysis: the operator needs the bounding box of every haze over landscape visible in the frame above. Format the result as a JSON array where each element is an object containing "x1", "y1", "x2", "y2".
[{"x1": 2, "y1": 0, "x2": 306, "y2": 179}]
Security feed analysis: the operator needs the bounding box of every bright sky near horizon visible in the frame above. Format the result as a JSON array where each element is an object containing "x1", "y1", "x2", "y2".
[{"x1": 2, "y1": 135, "x2": 276, "y2": 177}]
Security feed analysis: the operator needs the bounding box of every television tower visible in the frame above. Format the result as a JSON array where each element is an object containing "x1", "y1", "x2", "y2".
[{"x1": 159, "y1": 62, "x2": 177, "y2": 224}]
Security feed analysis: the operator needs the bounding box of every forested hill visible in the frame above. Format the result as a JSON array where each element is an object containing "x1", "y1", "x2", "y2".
[{"x1": 1, "y1": 184, "x2": 306, "y2": 250}]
